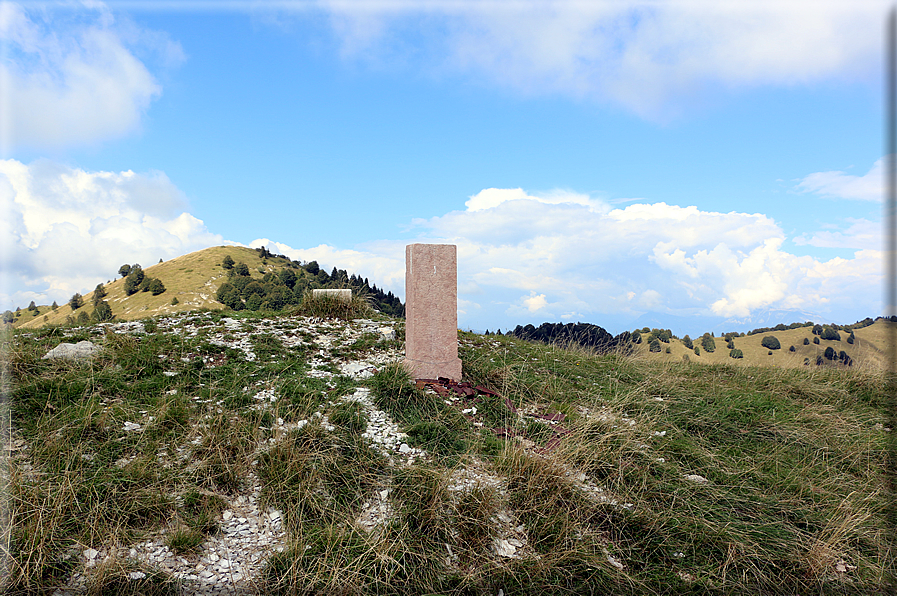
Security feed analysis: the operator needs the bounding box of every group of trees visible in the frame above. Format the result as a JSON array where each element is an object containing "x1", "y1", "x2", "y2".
[
  {"x1": 215, "y1": 253, "x2": 405, "y2": 317},
  {"x1": 120, "y1": 264, "x2": 166, "y2": 297},
  {"x1": 503, "y1": 322, "x2": 632, "y2": 354}
]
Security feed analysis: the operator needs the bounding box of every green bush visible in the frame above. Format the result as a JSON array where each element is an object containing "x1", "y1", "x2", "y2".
[
  {"x1": 222, "y1": 255, "x2": 235, "y2": 270},
  {"x1": 124, "y1": 265, "x2": 144, "y2": 296},
  {"x1": 820, "y1": 326, "x2": 841, "y2": 341},
  {"x1": 760, "y1": 336, "x2": 781, "y2": 350},
  {"x1": 149, "y1": 278, "x2": 166, "y2": 296},
  {"x1": 91, "y1": 301, "x2": 114, "y2": 322},
  {"x1": 93, "y1": 283, "x2": 107, "y2": 305},
  {"x1": 813, "y1": 337, "x2": 820, "y2": 345},
  {"x1": 69, "y1": 293, "x2": 84, "y2": 311},
  {"x1": 803, "y1": 337, "x2": 810, "y2": 345},
  {"x1": 693, "y1": 346, "x2": 700, "y2": 356},
  {"x1": 729, "y1": 349, "x2": 743, "y2": 359},
  {"x1": 118, "y1": 264, "x2": 131, "y2": 277},
  {"x1": 649, "y1": 339, "x2": 662, "y2": 353},
  {"x1": 681, "y1": 335, "x2": 693, "y2": 349},
  {"x1": 701, "y1": 334, "x2": 716, "y2": 353},
  {"x1": 824, "y1": 346, "x2": 835, "y2": 360}
]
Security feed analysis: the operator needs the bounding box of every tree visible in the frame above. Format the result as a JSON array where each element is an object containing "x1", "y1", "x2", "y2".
[
  {"x1": 171, "y1": 297, "x2": 179, "y2": 305},
  {"x1": 118, "y1": 264, "x2": 131, "y2": 277},
  {"x1": 124, "y1": 265, "x2": 144, "y2": 296},
  {"x1": 694, "y1": 346, "x2": 701, "y2": 356},
  {"x1": 820, "y1": 326, "x2": 841, "y2": 341},
  {"x1": 149, "y1": 278, "x2": 166, "y2": 296},
  {"x1": 28, "y1": 300, "x2": 37, "y2": 311},
  {"x1": 51, "y1": 301, "x2": 58, "y2": 310},
  {"x1": 305, "y1": 260, "x2": 320, "y2": 275},
  {"x1": 93, "y1": 283, "x2": 107, "y2": 305},
  {"x1": 812, "y1": 324, "x2": 823, "y2": 335},
  {"x1": 649, "y1": 339, "x2": 662, "y2": 352},
  {"x1": 69, "y1": 293, "x2": 84, "y2": 311},
  {"x1": 2, "y1": 311, "x2": 13, "y2": 324},
  {"x1": 76, "y1": 311, "x2": 89, "y2": 324},
  {"x1": 803, "y1": 337, "x2": 810, "y2": 345},
  {"x1": 631, "y1": 331, "x2": 642, "y2": 344},
  {"x1": 813, "y1": 337, "x2": 820, "y2": 345},
  {"x1": 235, "y1": 263, "x2": 250, "y2": 277},
  {"x1": 222, "y1": 255, "x2": 235, "y2": 270},
  {"x1": 847, "y1": 331, "x2": 855, "y2": 345},
  {"x1": 761, "y1": 336, "x2": 781, "y2": 350},
  {"x1": 729, "y1": 348, "x2": 744, "y2": 359},
  {"x1": 245, "y1": 293, "x2": 263, "y2": 311},
  {"x1": 789, "y1": 345, "x2": 796, "y2": 352},
  {"x1": 701, "y1": 335, "x2": 716, "y2": 353},
  {"x1": 91, "y1": 300, "x2": 114, "y2": 322},
  {"x1": 279, "y1": 269, "x2": 297, "y2": 289},
  {"x1": 681, "y1": 335, "x2": 693, "y2": 349},
  {"x1": 839, "y1": 351, "x2": 852, "y2": 366},
  {"x1": 824, "y1": 346, "x2": 835, "y2": 360}
]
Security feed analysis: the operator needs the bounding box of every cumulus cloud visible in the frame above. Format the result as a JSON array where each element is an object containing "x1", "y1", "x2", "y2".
[
  {"x1": 252, "y1": 187, "x2": 879, "y2": 329},
  {"x1": 795, "y1": 159, "x2": 883, "y2": 201},
  {"x1": 0, "y1": 2, "x2": 182, "y2": 152},
  {"x1": 303, "y1": 0, "x2": 883, "y2": 119},
  {"x1": 793, "y1": 218, "x2": 881, "y2": 250},
  {"x1": 0, "y1": 159, "x2": 223, "y2": 310}
]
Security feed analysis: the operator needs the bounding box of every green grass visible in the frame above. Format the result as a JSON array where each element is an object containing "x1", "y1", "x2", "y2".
[{"x1": 3, "y1": 313, "x2": 893, "y2": 595}]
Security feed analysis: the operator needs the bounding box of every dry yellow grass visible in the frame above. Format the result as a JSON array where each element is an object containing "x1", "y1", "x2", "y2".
[{"x1": 635, "y1": 320, "x2": 890, "y2": 370}]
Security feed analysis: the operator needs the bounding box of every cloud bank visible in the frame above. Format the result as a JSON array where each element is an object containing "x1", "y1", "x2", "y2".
[
  {"x1": 0, "y1": 2, "x2": 183, "y2": 152},
  {"x1": 0, "y1": 159, "x2": 223, "y2": 310},
  {"x1": 302, "y1": 0, "x2": 884, "y2": 119}
]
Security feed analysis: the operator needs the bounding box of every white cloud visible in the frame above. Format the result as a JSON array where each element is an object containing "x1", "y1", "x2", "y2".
[
  {"x1": 793, "y1": 218, "x2": 881, "y2": 250},
  {"x1": 302, "y1": 1, "x2": 883, "y2": 119},
  {"x1": 522, "y1": 292, "x2": 548, "y2": 313},
  {"x1": 0, "y1": 2, "x2": 182, "y2": 151},
  {"x1": 795, "y1": 159, "x2": 883, "y2": 201},
  {"x1": 0, "y1": 159, "x2": 223, "y2": 310}
]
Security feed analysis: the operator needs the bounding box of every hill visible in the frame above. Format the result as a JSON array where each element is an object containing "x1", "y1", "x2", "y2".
[
  {"x1": 8, "y1": 245, "x2": 404, "y2": 330},
  {"x1": 3, "y1": 308, "x2": 892, "y2": 594},
  {"x1": 630, "y1": 321, "x2": 888, "y2": 370}
]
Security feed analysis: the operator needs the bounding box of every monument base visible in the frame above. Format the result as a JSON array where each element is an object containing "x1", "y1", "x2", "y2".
[{"x1": 404, "y1": 355, "x2": 462, "y2": 382}]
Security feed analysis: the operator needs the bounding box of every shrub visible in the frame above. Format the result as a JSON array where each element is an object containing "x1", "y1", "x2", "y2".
[
  {"x1": 824, "y1": 346, "x2": 835, "y2": 360},
  {"x1": 118, "y1": 264, "x2": 131, "y2": 277},
  {"x1": 768, "y1": 351, "x2": 773, "y2": 355},
  {"x1": 665, "y1": 346, "x2": 671, "y2": 354},
  {"x1": 69, "y1": 293, "x2": 84, "y2": 311},
  {"x1": 222, "y1": 255, "x2": 235, "y2": 270},
  {"x1": 694, "y1": 346, "x2": 700, "y2": 356},
  {"x1": 171, "y1": 297, "x2": 179, "y2": 305},
  {"x1": 813, "y1": 337, "x2": 820, "y2": 345},
  {"x1": 124, "y1": 265, "x2": 144, "y2": 296},
  {"x1": 305, "y1": 260, "x2": 320, "y2": 275},
  {"x1": 760, "y1": 336, "x2": 781, "y2": 350},
  {"x1": 812, "y1": 324, "x2": 823, "y2": 335},
  {"x1": 149, "y1": 278, "x2": 166, "y2": 296},
  {"x1": 2, "y1": 310, "x2": 13, "y2": 324},
  {"x1": 701, "y1": 335, "x2": 716, "y2": 352},
  {"x1": 649, "y1": 339, "x2": 662, "y2": 353},
  {"x1": 839, "y1": 351, "x2": 853, "y2": 366},
  {"x1": 235, "y1": 263, "x2": 250, "y2": 277},
  {"x1": 76, "y1": 311, "x2": 89, "y2": 324},
  {"x1": 91, "y1": 300, "x2": 114, "y2": 322},
  {"x1": 93, "y1": 283, "x2": 107, "y2": 305},
  {"x1": 847, "y1": 332, "x2": 855, "y2": 345},
  {"x1": 789, "y1": 345, "x2": 796, "y2": 352},
  {"x1": 729, "y1": 348, "x2": 743, "y2": 359},
  {"x1": 681, "y1": 335, "x2": 693, "y2": 349},
  {"x1": 631, "y1": 331, "x2": 642, "y2": 344},
  {"x1": 820, "y1": 326, "x2": 841, "y2": 341},
  {"x1": 816, "y1": 355, "x2": 824, "y2": 365},
  {"x1": 803, "y1": 337, "x2": 810, "y2": 345}
]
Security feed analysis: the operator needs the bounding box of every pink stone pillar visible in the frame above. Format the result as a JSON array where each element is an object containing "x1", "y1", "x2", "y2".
[{"x1": 404, "y1": 244, "x2": 463, "y2": 381}]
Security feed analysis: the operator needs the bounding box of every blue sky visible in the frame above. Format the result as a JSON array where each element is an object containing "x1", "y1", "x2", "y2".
[{"x1": 0, "y1": 0, "x2": 889, "y2": 334}]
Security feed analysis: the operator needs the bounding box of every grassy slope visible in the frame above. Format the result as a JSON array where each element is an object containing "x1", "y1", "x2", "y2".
[
  {"x1": 15, "y1": 246, "x2": 292, "y2": 329},
  {"x1": 634, "y1": 322, "x2": 887, "y2": 370},
  {"x1": 4, "y1": 310, "x2": 893, "y2": 595}
]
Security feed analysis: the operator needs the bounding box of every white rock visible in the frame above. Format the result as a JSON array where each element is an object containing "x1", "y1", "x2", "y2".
[
  {"x1": 42, "y1": 341, "x2": 101, "y2": 361},
  {"x1": 128, "y1": 571, "x2": 146, "y2": 580},
  {"x1": 683, "y1": 474, "x2": 708, "y2": 484},
  {"x1": 398, "y1": 443, "x2": 411, "y2": 454},
  {"x1": 493, "y1": 539, "x2": 517, "y2": 558},
  {"x1": 83, "y1": 548, "x2": 99, "y2": 560}
]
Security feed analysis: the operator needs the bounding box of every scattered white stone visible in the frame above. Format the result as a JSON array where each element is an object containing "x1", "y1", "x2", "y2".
[
  {"x1": 683, "y1": 474, "x2": 708, "y2": 484},
  {"x1": 607, "y1": 553, "x2": 625, "y2": 570},
  {"x1": 128, "y1": 571, "x2": 146, "y2": 580},
  {"x1": 122, "y1": 422, "x2": 142, "y2": 432},
  {"x1": 42, "y1": 341, "x2": 101, "y2": 361},
  {"x1": 493, "y1": 538, "x2": 517, "y2": 558},
  {"x1": 83, "y1": 548, "x2": 99, "y2": 560}
]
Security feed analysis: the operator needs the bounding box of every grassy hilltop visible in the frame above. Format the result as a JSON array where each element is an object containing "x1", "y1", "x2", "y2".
[
  {"x1": 9, "y1": 245, "x2": 402, "y2": 330},
  {"x1": 2, "y1": 304, "x2": 894, "y2": 594}
]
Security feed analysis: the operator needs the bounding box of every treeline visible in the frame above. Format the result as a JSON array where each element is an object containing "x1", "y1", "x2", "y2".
[
  {"x1": 215, "y1": 247, "x2": 404, "y2": 317},
  {"x1": 487, "y1": 322, "x2": 632, "y2": 354}
]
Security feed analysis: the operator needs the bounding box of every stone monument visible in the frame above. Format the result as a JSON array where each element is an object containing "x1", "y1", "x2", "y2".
[{"x1": 404, "y1": 243, "x2": 463, "y2": 381}]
